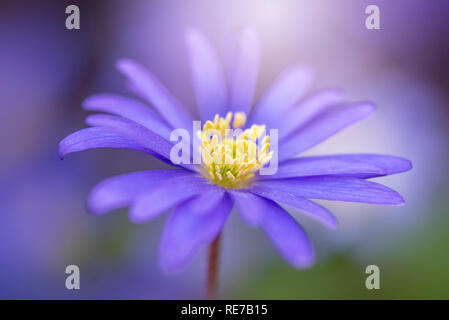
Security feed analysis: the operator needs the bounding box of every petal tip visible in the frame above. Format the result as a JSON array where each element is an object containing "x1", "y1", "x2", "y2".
[
  {"x1": 82, "y1": 94, "x2": 104, "y2": 111},
  {"x1": 128, "y1": 203, "x2": 155, "y2": 224},
  {"x1": 158, "y1": 258, "x2": 186, "y2": 275},
  {"x1": 389, "y1": 191, "x2": 405, "y2": 206},
  {"x1": 85, "y1": 202, "x2": 100, "y2": 216},
  {"x1": 85, "y1": 189, "x2": 113, "y2": 216},
  {"x1": 58, "y1": 139, "x2": 69, "y2": 159},
  {"x1": 363, "y1": 101, "x2": 377, "y2": 114},
  {"x1": 115, "y1": 58, "x2": 137, "y2": 74},
  {"x1": 292, "y1": 253, "x2": 316, "y2": 269},
  {"x1": 128, "y1": 211, "x2": 148, "y2": 224},
  {"x1": 395, "y1": 196, "x2": 406, "y2": 206},
  {"x1": 326, "y1": 220, "x2": 339, "y2": 230},
  {"x1": 404, "y1": 158, "x2": 413, "y2": 172}
]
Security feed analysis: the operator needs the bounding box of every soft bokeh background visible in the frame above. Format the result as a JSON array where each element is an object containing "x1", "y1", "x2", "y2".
[{"x1": 1, "y1": 0, "x2": 448, "y2": 299}]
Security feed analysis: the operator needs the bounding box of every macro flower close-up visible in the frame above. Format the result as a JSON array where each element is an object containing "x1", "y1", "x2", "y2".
[
  {"x1": 59, "y1": 27, "x2": 412, "y2": 296},
  {"x1": 5, "y1": 0, "x2": 449, "y2": 302}
]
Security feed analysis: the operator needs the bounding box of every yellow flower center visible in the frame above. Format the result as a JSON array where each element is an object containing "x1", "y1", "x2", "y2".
[{"x1": 197, "y1": 112, "x2": 273, "y2": 189}]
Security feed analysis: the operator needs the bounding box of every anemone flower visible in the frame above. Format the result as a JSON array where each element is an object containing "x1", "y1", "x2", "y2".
[{"x1": 59, "y1": 28, "x2": 412, "y2": 298}]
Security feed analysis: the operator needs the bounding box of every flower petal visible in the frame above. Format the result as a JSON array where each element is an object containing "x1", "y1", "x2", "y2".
[
  {"x1": 129, "y1": 174, "x2": 218, "y2": 223},
  {"x1": 116, "y1": 58, "x2": 193, "y2": 129},
  {"x1": 180, "y1": 188, "x2": 226, "y2": 216},
  {"x1": 251, "y1": 176, "x2": 405, "y2": 205},
  {"x1": 323, "y1": 154, "x2": 413, "y2": 178},
  {"x1": 185, "y1": 28, "x2": 227, "y2": 120},
  {"x1": 158, "y1": 193, "x2": 232, "y2": 272},
  {"x1": 83, "y1": 93, "x2": 172, "y2": 139},
  {"x1": 247, "y1": 187, "x2": 338, "y2": 229},
  {"x1": 227, "y1": 27, "x2": 260, "y2": 114},
  {"x1": 59, "y1": 127, "x2": 153, "y2": 158},
  {"x1": 230, "y1": 190, "x2": 264, "y2": 227},
  {"x1": 259, "y1": 155, "x2": 387, "y2": 180},
  {"x1": 278, "y1": 102, "x2": 376, "y2": 162},
  {"x1": 87, "y1": 170, "x2": 192, "y2": 215},
  {"x1": 250, "y1": 64, "x2": 314, "y2": 125},
  {"x1": 251, "y1": 195, "x2": 315, "y2": 268},
  {"x1": 85, "y1": 114, "x2": 194, "y2": 170},
  {"x1": 277, "y1": 88, "x2": 344, "y2": 140}
]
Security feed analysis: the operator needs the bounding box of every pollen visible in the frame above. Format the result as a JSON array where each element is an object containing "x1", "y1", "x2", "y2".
[{"x1": 197, "y1": 112, "x2": 273, "y2": 189}]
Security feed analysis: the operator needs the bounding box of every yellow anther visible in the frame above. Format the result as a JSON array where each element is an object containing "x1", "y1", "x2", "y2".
[
  {"x1": 204, "y1": 121, "x2": 214, "y2": 130},
  {"x1": 261, "y1": 135, "x2": 269, "y2": 145},
  {"x1": 225, "y1": 112, "x2": 232, "y2": 124},
  {"x1": 226, "y1": 171, "x2": 236, "y2": 182},
  {"x1": 233, "y1": 112, "x2": 247, "y2": 128}
]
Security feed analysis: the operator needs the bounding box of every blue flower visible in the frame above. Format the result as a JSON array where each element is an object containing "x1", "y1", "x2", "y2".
[{"x1": 60, "y1": 28, "x2": 412, "y2": 272}]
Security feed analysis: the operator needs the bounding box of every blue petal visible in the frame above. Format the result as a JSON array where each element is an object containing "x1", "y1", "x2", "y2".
[
  {"x1": 116, "y1": 58, "x2": 193, "y2": 129},
  {"x1": 87, "y1": 170, "x2": 192, "y2": 215},
  {"x1": 276, "y1": 88, "x2": 344, "y2": 140},
  {"x1": 185, "y1": 28, "x2": 228, "y2": 121},
  {"x1": 234, "y1": 194, "x2": 315, "y2": 268},
  {"x1": 159, "y1": 192, "x2": 232, "y2": 272},
  {"x1": 83, "y1": 94, "x2": 172, "y2": 139},
  {"x1": 129, "y1": 174, "x2": 219, "y2": 223},
  {"x1": 227, "y1": 27, "x2": 260, "y2": 114},
  {"x1": 59, "y1": 127, "x2": 154, "y2": 158},
  {"x1": 251, "y1": 176, "x2": 405, "y2": 205},
  {"x1": 322, "y1": 154, "x2": 413, "y2": 178},
  {"x1": 250, "y1": 64, "x2": 314, "y2": 125},
  {"x1": 247, "y1": 187, "x2": 338, "y2": 230},
  {"x1": 230, "y1": 190, "x2": 264, "y2": 227},
  {"x1": 278, "y1": 101, "x2": 376, "y2": 162},
  {"x1": 85, "y1": 114, "x2": 195, "y2": 171},
  {"x1": 259, "y1": 155, "x2": 387, "y2": 180}
]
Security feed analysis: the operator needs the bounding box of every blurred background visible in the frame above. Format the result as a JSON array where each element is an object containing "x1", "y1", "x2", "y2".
[{"x1": 1, "y1": 0, "x2": 448, "y2": 299}]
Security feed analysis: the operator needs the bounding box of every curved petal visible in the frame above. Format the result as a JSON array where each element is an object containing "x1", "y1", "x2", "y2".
[
  {"x1": 250, "y1": 64, "x2": 314, "y2": 125},
  {"x1": 116, "y1": 58, "x2": 193, "y2": 129},
  {"x1": 87, "y1": 170, "x2": 192, "y2": 215},
  {"x1": 279, "y1": 102, "x2": 376, "y2": 162},
  {"x1": 129, "y1": 174, "x2": 219, "y2": 223},
  {"x1": 322, "y1": 154, "x2": 413, "y2": 178},
  {"x1": 185, "y1": 28, "x2": 227, "y2": 120},
  {"x1": 259, "y1": 155, "x2": 387, "y2": 180},
  {"x1": 59, "y1": 127, "x2": 153, "y2": 159},
  {"x1": 246, "y1": 195, "x2": 315, "y2": 268},
  {"x1": 277, "y1": 88, "x2": 344, "y2": 140},
  {"x1": 230, "y1": 190, "x2": 264, "y2": 227},
  {"x1": 159, "y1": 193, "x2": 233, "y2": 272},
  {"x1": 83, "y1": 94, "x2": 172, "y2": 139},
  {"x1": 251, "y1": 176, "x2": 405, "y2": 205},
  {"x1": 180, "y1": 188, "x2": 226, "y2": 216},
  {"x1": 227, "y1": 27, "x2": 260, "y2": 114},
  {"x1": 85, "y1": 114, "x2": 194, "y2": 170},
  {"x1": 247, "y1": 187, "x2": 337, "y2": 229}
]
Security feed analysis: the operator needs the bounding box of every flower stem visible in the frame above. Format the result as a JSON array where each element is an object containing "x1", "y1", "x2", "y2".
[{"x1": 206, "y1": 233, "x2": 221, "y2": 300}]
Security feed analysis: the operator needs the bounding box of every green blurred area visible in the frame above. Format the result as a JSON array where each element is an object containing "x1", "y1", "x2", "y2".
[{"x1": 231, "y1": 208, "x2": 449, "y2": 299}]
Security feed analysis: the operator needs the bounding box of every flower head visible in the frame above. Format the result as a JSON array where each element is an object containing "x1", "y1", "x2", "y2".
[{"x1": 59, "y1": 28, "x2": 412, "y2": 272}]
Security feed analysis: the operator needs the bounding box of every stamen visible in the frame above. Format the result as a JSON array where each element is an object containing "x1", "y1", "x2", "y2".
[
  {"x1": 199, "y1": 112, "x2": 273, "y2": 189},
  {"x1": 233, "y1": 112, "x2": 246, "y2": 128}
]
